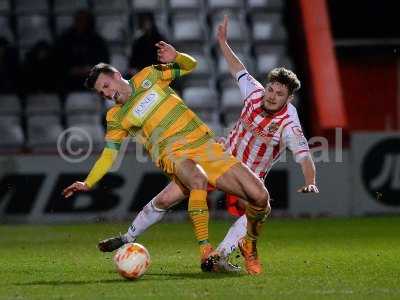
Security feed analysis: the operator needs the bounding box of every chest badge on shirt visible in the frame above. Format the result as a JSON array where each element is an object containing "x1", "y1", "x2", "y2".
[
  {"x1": 141, "y1": 79, "x2": 152, "y2": 89},
  {"x1": 267, "y1": 121, "x2": 279, "y2": 134},
  {"x1": 292, "y1": 126, "x2": 304, "y2": 136}
]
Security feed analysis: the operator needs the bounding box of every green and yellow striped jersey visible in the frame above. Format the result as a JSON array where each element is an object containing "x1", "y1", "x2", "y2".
[{"x1": 104, "y1": 53, "x2": 214, "y2": 164}]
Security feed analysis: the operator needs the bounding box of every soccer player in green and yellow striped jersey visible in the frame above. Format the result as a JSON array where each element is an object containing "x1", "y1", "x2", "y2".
[{"x1": 63, "y1": 41, "x2": 270, "y2": 275}]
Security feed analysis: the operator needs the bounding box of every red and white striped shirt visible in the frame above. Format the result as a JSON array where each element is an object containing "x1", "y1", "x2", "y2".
[{"x1": 226, "y1": 69, "x2": 310, "y2": 179}]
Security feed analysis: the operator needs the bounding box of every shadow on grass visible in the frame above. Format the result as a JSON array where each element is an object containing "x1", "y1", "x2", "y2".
[{"x1": 14, "y1": 271, "x2": 244, "y2": 286}]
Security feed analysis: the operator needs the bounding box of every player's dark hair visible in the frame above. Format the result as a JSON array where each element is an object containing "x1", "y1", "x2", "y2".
[
  {"x1": 267, "y1": 67, "x2": 301, "y2": 95},
  {"x1": 84, "y1": 63, "x2": 118, "y2": 89}
]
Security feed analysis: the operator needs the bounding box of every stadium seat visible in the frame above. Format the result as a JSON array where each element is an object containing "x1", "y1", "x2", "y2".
[
  {"x1": 247, "y1": 0, "x2": 284, "y2": 11},
  {"x1": 0, "y1": 0, "x2": 10, "y2": 14},
  {"x1": 182, "y1": 86, "x2": 218, "y2": 110},
  {"x1": 15, "y1": 0, "x2": 49, "y2": 15},
  {"x1": 53, "y1": 0, "x2": 89, "y2": 15},
  {"x1": 65, "y1": 92, "x2": 102, "y2": 114},
  {"x1": 171, "y1": 13, "x2": 206, "y2": 42},
  {"x1": 219, "y1": 81, "x2": 242, "y2": 128},
  {"x1": 111, "y1": 52, "x2": 129, "y2": 75},
  {"x1": 73, "y1": 123, "x2": 104, "y2": 147},
  {"x1": 93, "y1": 0, "x2": 129, "y2": 14},
  {"x1": 66, "y1": 114, "x2": 102, "y2": 127},
  {"x1": 254, "y1": 45, "x2": 285, "y2": 76},
  {"x1": 54, "y1": 15, "x2": 74, "y2": 35},
  {"x1": 190, "y1": 51, "x2": 214, "y2": 77},
  {"x1": 168, "y1": 0, "x2": 203, "y2": 12},
  {"x1": 25, "y1": 94, "x2": 62, "y2": 115},
  {"x1": 251, "y1": 13, "x2": 287, "y2": 42},
  {"x1": 221, "y1": 86, "x2": 242, "y2": 109},
  {"x1": 224, "y1": 109, "x2": 242, "y2": 129},
  {"x1": 0, "y1": 116, "x2": 25, "y2": 150},
  {"x1": 96, "y1": 15, "x2": 129, "y2": 44},
  {"x1": 131, "y1": 0, "x2": 165, "y2": 12},
  {"x1": 17, "y1": 15, "x2": 52, "y2": 47},
  {"x1": 207, "y1": 0, "x2": 243, "y2": 11},
  {"x1": 27, "y1": 115, "x2": 64, "y2": 151},
  {"x1": 0, "y1": 94, "x2": 22, "y2": 116},
  {"x1": 0, "y1": 16, "x2": 13, "y2": 42},
  {"x1": 255, "y1": 52, "x2": 280, "y2": 76},
  {"x1": 217, "y1": 48, "x2": 251, "y2": 77}
]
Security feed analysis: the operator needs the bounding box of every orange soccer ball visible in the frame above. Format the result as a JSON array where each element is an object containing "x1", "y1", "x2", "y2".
[{"x1": 113, "y1": 243, "x2": 151, "y2": 280}]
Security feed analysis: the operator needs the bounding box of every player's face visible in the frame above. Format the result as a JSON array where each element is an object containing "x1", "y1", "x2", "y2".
[
  {"x1": 263, "y1": 81, "x2": 293, "y2": 113},
  {"x1": 94, "y1": 72, "x2": 128, "y2": 104}
]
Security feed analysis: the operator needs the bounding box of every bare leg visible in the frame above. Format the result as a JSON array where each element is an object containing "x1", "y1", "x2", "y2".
[
  {"x1": 216, "y1": 162, "x2": 270, "y2": 275},
  {"x1": 175, "y1": 159, "x2": 213, "y2": 262}
]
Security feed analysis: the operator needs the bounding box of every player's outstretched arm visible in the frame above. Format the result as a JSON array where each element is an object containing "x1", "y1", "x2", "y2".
[
  {"x1": 155, "y1": 41, "x2": 197, "y2": 75},
  {"x1": 63, "y1": 181, "x2": 89, "y2": 198},
  {"x1": 297, "y1": 156, "x2": 319, "y2": 193},
  {"x1": 217, "y1": 15, "x2": 246, "y2": 77},
  {"x1": 62, "y1": 147, "x2": 119, "y2": 198}
]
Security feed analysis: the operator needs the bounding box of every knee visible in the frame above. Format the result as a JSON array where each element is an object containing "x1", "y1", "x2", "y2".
[
  {"x1": 154, "y1": 196, "x2": 170, "y2": 210},
  {"x1": 252, "y1": 188, "x2": 270, "y2": 208},
  {"x1": 187, "y1": 173, "x2": 208, "y2": 190},
  {"x1": 266, "y1": 200, "x2": 271, "y2": 216}
]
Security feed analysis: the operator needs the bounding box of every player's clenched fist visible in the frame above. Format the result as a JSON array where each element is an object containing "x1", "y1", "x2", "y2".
[
  {"x1": 297, "y1": 184, "x2": 319, "y2": 193},
  {"x1": 63, "y1": 181, "x2": 90, "y2": 198}
]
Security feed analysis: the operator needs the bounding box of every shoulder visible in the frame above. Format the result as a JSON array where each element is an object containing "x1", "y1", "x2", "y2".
[
  {"x1": 106, "y1": 105, "x2": 122, "y2": 122},
  {"x1": 131, "y1": 66, "x2": 155, "y2": 85},
  {"x1": 287, "y1": 103, "x2": 300, "y2": 119},
  {"x1": 152, "y1": 63, "x2": 174, "y2": 72}
]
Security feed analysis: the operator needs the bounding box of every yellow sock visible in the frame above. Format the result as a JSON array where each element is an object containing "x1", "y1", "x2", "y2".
[
  {"x1": 188, "y1": 189, "x2": 209, "y2": 244},
  {"x1": 245, "y1": 203, "x2": 268, "y2": 241}
]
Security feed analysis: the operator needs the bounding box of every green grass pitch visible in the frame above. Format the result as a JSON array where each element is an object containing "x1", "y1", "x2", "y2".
[{"x1": 0, "y1": 217, "x2": 399, "y2": 300}]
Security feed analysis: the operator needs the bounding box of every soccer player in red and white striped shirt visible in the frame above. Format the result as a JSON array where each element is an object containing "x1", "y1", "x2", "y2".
[
  {"x1": 211, "y1": 15, "x2": 318, "y2": 264},
  {"x1": 98, "y1": 16, "x2": 318, "y2": 274}
]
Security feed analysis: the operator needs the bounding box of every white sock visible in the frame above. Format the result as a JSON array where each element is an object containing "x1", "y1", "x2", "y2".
[
  {"x1": 216, "y1": 215, "x2": 247, "y2": 257},
  {"x1": 123, "y1": 199, "x2": 167, "y2": 242}
]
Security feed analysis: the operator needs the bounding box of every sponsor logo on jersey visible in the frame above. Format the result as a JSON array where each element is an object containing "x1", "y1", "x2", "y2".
[
  {"x1": 132, "y1": 91, "x2": 159, "y2": 118},
  {"x1": 141, "y1": 79, "x2": 152, "y2": 89}
]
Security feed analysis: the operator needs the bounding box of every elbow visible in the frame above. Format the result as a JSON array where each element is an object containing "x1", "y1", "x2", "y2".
[
  {"x1": 192, "y1": 60, "x2": 198, "y2": 70},
  {"x1": 188, "y1": 60, "x2": 197, "y2": 73}
]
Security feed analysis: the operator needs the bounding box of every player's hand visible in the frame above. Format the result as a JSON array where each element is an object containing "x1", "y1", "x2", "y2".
[
  {"x1": 215, "y1": 136, "x2": 226, "y2": 145},
  {"x1": 297, "y1": 184, "x2": 319, "y2": 193},
  {"x1": 217, "y1": 15, "x2": 228, "y2": 44},
  {"x1": 155, "y1": 41, "x2": 177, "y2": 63},
  {"x1": 62, "y1": 181, "x2": 90, "y2": 198},
  {"x1": 215, "y1": 136, "x2": 228, "y2": 150}
]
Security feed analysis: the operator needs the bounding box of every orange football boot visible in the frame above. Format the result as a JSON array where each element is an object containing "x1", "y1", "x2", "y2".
[
  {"x1": 238, "y1": 238, "x2": 262, "y2": 275},
  {"x1": 200, "y1": 243, "x2": 214, "y2": 270}
]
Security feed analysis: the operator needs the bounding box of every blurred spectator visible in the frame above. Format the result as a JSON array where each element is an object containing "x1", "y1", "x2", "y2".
[
  {"x1": 129, "y1": 13, "x2": 166, "y2": 72},
  {"x1": 0, "y1": 37, "x2": 19, "y2": 93},
  {"x1": 21, "y1": 40, "x2": 57, "y2": 93},
  {"x1": 55, "y1": 10, "x2": 109, "y2": 91}
]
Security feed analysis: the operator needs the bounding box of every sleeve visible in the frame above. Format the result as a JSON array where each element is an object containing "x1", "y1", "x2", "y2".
[
  {"x1": 104, "y1": 120, "x2": 129, "y2": 148},
  {"x1": 84, "y1": 147, "x2": 119, "y2": 188},
  {"x1": 153, "y1": 52, "x2": 197, "y2": 82},
  {"x1": 84, "y1": 111, "x2": 129, "y2": 188},
  {"x1": 282, "y1": 114, "x2": 310, "y2": 163},
  {"x1": 235, "y1": 69, "x2": 265, "y2": 100}
]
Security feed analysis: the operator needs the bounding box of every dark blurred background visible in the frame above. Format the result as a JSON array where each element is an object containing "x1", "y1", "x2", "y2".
[{"x1": 0, "y1": 0, "x2": 399, "y2": 222}]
